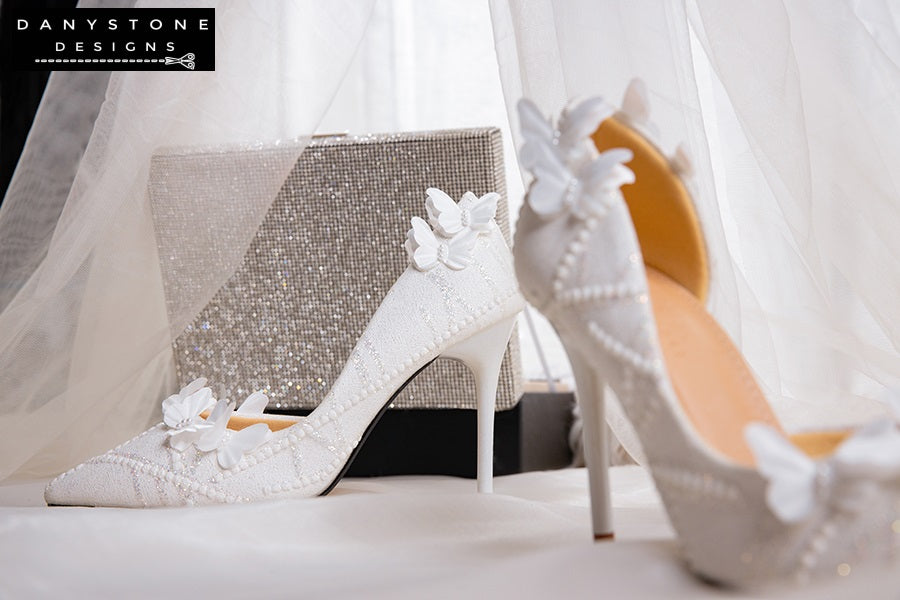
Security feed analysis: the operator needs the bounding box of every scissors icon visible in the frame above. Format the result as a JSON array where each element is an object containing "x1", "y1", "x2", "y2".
[{"x1": 164, "y1": 53, "x2": 196, "y2": 70}]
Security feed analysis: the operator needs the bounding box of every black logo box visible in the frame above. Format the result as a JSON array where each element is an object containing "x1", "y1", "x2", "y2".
[{"x1": 7, "y1": 8, "x2": 215, "y2": 71}]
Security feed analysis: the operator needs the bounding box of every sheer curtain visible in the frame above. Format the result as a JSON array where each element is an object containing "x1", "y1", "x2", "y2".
[
  {"x1": 0, "y1": 0, "x2": 375, "y2": 481},
  {"x1": 490, "y1": 0, "x2": 900, "y2": 447}
]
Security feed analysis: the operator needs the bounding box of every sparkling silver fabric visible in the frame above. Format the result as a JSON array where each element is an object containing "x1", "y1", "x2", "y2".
[{"x1": 150, "y1": 128, "x2": 522, "y2": 410}]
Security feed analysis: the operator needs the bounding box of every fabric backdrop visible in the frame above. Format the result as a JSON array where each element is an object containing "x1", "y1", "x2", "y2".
[{"x1": 0, "y1": 0, "x2": 375, "y2": 480}]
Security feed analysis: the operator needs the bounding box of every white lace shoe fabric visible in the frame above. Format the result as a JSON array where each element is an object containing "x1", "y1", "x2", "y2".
[
  {"x1": 45, "y1": 188, "x2": 524, "y2": 508},
  {"x1": 514, "y1": 86, "x2": 900, "y2": 586}
]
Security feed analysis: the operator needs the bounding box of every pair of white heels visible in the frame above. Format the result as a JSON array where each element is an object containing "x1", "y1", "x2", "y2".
[{"x1": 45, "y1": 89, "x2": 900, "y2": 587}]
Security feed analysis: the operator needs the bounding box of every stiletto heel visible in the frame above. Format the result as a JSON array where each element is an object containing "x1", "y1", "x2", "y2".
[
  {"x1": 563, "y1": 340, "x2": 613, "y2": 539},
  {"x1": 514, "y1": 91, "x2": 900, "y2": 586},
  {"x1": 443, "y1": 314, "x2": 518, "y2": 493},
  {"x1": 45, "y1": 188, "x2": 526, "y2": 508}
]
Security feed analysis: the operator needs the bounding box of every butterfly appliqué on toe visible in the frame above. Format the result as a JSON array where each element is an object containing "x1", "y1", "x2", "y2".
[
  {"x1": 746, "y1": 419, "x2": 900, "y2": 523},
  {"x1": 161, "y1": 378, "x2": 272, "y2": 469},
  {"x1": 162, "y1": 378, "x2": 217, "y2": 451}
]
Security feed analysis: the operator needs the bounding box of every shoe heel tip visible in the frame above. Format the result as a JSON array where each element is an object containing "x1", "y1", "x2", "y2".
[{"x1": 593, "y1": 532, "x2": 615, "y2": 542}]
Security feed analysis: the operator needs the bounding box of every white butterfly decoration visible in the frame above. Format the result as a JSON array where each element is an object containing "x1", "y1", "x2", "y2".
[
  {"x1": 195, "y1": 391, "x2": 272, "y2": 469},
  {"x1": 620, "y1": 78, "x2": 651, "y2": 129},
  {"x1": 745, "y1": 420, "x2": 900, "y2": 523},
  {"x1": 528, "y1": 139, "x2": 635, "y2": 220},
  {"x1": 162, "y1": 378, "x2": 216, "y2": 451},
  {"x1": 162, "y1": 381, "x2": 272, "y2": 468},
  {"x1": 518, "y1": 96, "x2": 614, "y2": 172},
  {"x1": 425, "y1": 188, "x2": 498, "y2": 237},
  {"x1": 518, "y1": 97, "x2": 635, "y2": 220},
  {"x1": 405, "y1": 217, "x2": 477, "y2": 271},
  {"x1": 405, "y1": 188, "x2": 498, "y2": 271}
]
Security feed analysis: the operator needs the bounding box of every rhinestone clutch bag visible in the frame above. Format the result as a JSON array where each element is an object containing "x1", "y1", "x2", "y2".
[{"x1": 149, "y1": 128, "x2": 522, "y2": 411}]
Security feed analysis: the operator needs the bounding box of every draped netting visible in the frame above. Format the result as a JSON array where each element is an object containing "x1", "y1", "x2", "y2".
[
  {"x1": 0, "y1": 0, "x2": 375, "y2": 480},
  {"x1": 490, "y1": 0, "x2": 900, "y2": 460}
]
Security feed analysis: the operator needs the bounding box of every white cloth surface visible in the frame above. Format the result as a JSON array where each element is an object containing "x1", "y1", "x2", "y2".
[{"x1": 2, "y1": 466, "x2": 897, "y2": 599}]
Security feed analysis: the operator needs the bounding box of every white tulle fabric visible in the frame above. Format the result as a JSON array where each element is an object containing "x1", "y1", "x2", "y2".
[
  {"x1": 0, "y1": 0, "x2": 375, "y2": 481},
  {"x1": 490, "y1": 0, "x2": 900, "y2": 444}
]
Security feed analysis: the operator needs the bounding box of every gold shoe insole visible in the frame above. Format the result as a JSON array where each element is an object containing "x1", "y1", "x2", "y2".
[
  {"x1": 593, "y1": 117, "x2": 710, "y2": 303},
  {"x1": 648, "y1": 267, "x2": 848, "y2": 464},
  {"x1": 199, "y1": 411, "x2": 301, "y2": 432}
]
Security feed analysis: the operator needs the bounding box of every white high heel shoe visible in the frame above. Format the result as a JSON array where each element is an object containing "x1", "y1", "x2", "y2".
[
  {"x1": 514, "y1": 92, "x2": 900, "y2": 586},
  {"x1": 45, "y1": 188, "x2": 524, "y2": 507}
]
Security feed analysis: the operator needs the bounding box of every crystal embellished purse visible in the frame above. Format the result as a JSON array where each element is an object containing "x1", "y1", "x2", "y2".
[{"x1": 149, "y1": 128, "x2": 522, "y2": 412}]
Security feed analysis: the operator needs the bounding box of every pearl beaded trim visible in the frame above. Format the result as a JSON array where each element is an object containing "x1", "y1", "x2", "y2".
[
  {"x1": 551, "y1": 217, "x2": 600, "y2": 297},
  {"x1": 587, "y1": 321, "x2": 661, "y2": 379},
  {"x1": 555, "y1": 282, "x2": 646, "y2": 306},
  {"x1": 90, "y1": 452, "x2": 252, "y2": 505}
]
